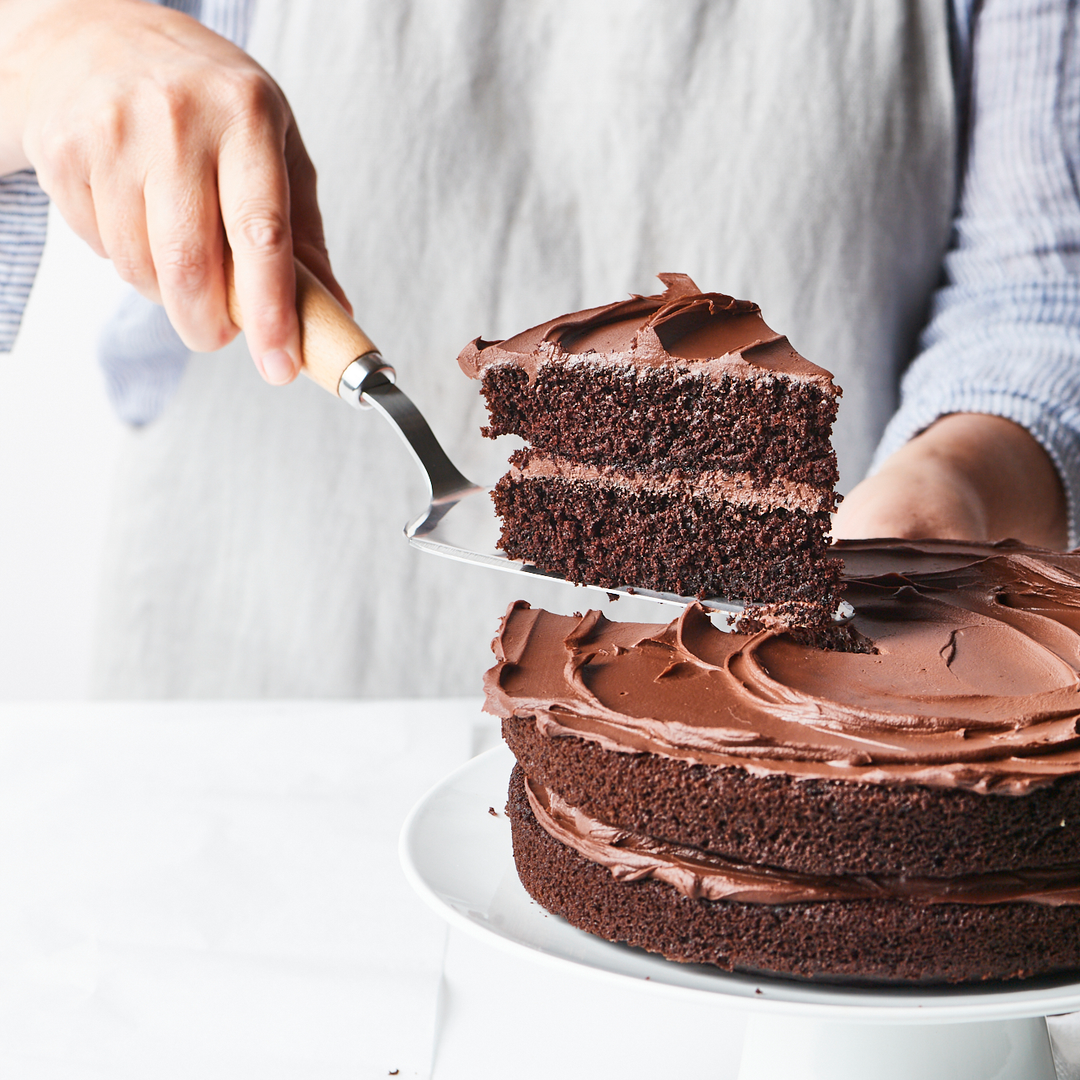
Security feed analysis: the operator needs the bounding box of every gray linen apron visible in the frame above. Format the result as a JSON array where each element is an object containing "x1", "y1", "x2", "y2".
[{"x1": 91, "y1": 0, "x2": 955, "y2": 697}]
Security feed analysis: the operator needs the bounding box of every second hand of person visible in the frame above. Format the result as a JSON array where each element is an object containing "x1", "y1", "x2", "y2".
[{"x1": 833, "y1": 413, "x2": 1069, "y2": 550}]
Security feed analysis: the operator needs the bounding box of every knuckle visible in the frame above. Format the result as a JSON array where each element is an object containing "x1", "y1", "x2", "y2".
[
  {"x1": 35, "y1": 120, "x2": 82, "y2": 177},
  {"x1": 91, "y1": 98, "x2": 129, "y2": 150},
  {"x1": 230, "y1": 207, "x2": 290, "y2": 255},
  {"x1": 155, "y1": 242, "x2": 213, "y2": 295},
  {"x1": 143, "y1": 75, "x2": 204, "y2": 148},
  {"x1": 154, "y1": 81, "x2": 193, "y2": 135},
  {"x1": 222, "y1": 69, "x2": 283, "y2": 126}
]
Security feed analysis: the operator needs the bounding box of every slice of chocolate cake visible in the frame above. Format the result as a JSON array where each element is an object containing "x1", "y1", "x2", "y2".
[
  {"x1": 458, "y1": 274, "x2": 842, "y2": 627},
  {"x1": 486, "y1": 540, "x2": 1080, "y2": 985}
]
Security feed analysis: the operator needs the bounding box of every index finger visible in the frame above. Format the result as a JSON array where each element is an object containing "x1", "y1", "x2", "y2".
[{"x1": 217, "y1": 99, "x2": 299, "y2": 385}]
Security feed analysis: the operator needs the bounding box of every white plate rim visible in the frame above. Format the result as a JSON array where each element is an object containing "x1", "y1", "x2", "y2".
[{"x1": 399, "y1": 745, "x2": 1080, "y2": 1024}]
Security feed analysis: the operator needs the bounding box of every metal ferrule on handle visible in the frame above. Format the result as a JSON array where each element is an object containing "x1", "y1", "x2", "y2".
[{"x1": 338, "y1": 352, "x2": 397, "y2": 409}]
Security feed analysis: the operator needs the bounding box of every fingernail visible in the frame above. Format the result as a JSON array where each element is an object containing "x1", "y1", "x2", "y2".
[{"x1": 260, "y1": 348, "x2": 297, "y2": 385}]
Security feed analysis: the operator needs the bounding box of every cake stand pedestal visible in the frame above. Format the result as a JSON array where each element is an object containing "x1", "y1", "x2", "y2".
[
  {"x1": 737, "y1": 1014, "x2": 1054, "y2": 1080},
  {"x1": 400, "y1": 747, "x2": 1078, "y2": 1080}
]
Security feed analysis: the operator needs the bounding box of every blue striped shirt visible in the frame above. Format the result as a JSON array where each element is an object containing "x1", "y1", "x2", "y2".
[
  {"x1": 872, "y1": 0, "x2": 1080, "y2": 546},
  {"x1": 6, "y1": 0, "x2": 1080, "y2": 545}
]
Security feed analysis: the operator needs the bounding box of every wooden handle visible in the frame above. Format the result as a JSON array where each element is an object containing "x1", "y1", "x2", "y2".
[{"x1": 225, "y1": 253, "x2": 379, "y2": 396}]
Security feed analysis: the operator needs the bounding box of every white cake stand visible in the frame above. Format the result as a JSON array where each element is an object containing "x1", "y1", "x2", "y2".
[{"x1": 400, "y1": 746, "x2": 1080, "y2": 1080}]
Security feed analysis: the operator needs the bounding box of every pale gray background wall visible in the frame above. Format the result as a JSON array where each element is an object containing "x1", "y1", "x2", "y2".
[{"x1": 0, "y1": 208, "x2": 127, "y2": 698}]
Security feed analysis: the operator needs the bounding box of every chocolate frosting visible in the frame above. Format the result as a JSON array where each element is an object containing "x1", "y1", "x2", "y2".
[
  {"x1": 525, "y1": 774, "x2": 1080, "y2": 906},
  {"x1": 458, "y1": 273, "x2": 834, "y2": 386},
  {"x1": 509, "y1": 451, "x2": 837, "y2": 515},
  {"x1": 485, "y1": 539, "x2": 1080, "y2": 796}
]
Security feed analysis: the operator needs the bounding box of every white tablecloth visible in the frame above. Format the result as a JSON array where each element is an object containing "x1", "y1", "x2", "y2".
[{"x1": 0, "y1": 700, "x2": 747, "y2": 1079}]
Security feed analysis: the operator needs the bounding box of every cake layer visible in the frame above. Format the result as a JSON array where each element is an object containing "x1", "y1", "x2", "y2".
[
  {"x1": 507, "y1": 766, "x2": 1080, "y2": 985},
  {"x1": 524, "y1": 771, "x2": 1080, "y2": 905},
  {"x1": 486, "y1": 541, "x2": 1080, "y2": 794},
  {"x1": 490, "y1": 472, "x2": 840, "y2": 610},
  {"x1": 458, "y1": 274, "x2": 840, "y2": 486},
  {"x1": 503, "y1": 716, "x2": 1080, "y2": 878},
  {"x1": 475, "y1": 362, "x2": 838, "y2": 486}
]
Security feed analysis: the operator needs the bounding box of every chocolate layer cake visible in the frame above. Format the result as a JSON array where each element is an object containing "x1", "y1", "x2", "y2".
[
  {"x1": 458, "y1": 274, "x2": 842, "y2": 627},
  {"x1": 486, "y1": 540, "x2": 1080, "y2": 984}
]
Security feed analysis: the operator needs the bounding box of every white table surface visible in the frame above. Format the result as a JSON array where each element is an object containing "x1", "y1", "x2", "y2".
[{"x1": 0, "y1": 700, "x2": 747, "y2": 1080}]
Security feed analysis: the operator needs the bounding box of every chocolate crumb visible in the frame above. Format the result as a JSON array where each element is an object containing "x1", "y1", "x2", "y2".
[
  {"x1": 488, "y1": 806, "x2": 498, "y2": 817},
  {"x1": 785, "y1": 622, "x2": 878, "y2": 654},
  {"x1": 755, "y1": 988, "x2": 762, "y2": 995},
  {"x1": 607, "y1": 592, "x2": 620, "y2": 602},
  {"x1": 389, "y1": 1071, "x2": 399, "y2": 1076}
]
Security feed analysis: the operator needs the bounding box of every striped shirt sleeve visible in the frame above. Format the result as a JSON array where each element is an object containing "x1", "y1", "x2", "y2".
[
  {"x1": 872, "y1": 0, "x2": 1080, "y2": 546},
  {"x1": 0, "y1": 169, "x2": 49, "y2": 354}
]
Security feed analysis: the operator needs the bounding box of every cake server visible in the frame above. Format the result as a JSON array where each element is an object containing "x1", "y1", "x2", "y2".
[{"x1": 226, "y1": 258, "x2": 788, "y2": 622}]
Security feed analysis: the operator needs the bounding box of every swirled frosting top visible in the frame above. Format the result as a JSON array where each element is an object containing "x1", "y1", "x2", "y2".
[
  {"x1": 484, "y1": 539, "x2": 1080, "y2": 795},
  {"x1": 457, "y1": 273, "x2": 834, "y2": 386}
]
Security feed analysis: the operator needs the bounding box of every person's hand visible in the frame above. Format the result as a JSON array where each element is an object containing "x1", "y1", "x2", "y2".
[
  {"x1": 0, "y1": 0, "x2": 350, "y2": 384},
  {"x1": 833, "y1": 413, "x2": 1069, "y2": 550}
]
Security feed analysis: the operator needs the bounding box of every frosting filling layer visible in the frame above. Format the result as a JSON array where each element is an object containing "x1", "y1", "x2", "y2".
[
  {"x1": 485, "y1": 540, "x2": 1080, "y2": 795},
  {"x1": 524, "y1": 775, "x2": 1080, "y2": 906},
  {"x1": 508, "y1": 452, "x2": 837, "y2": 515}
]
